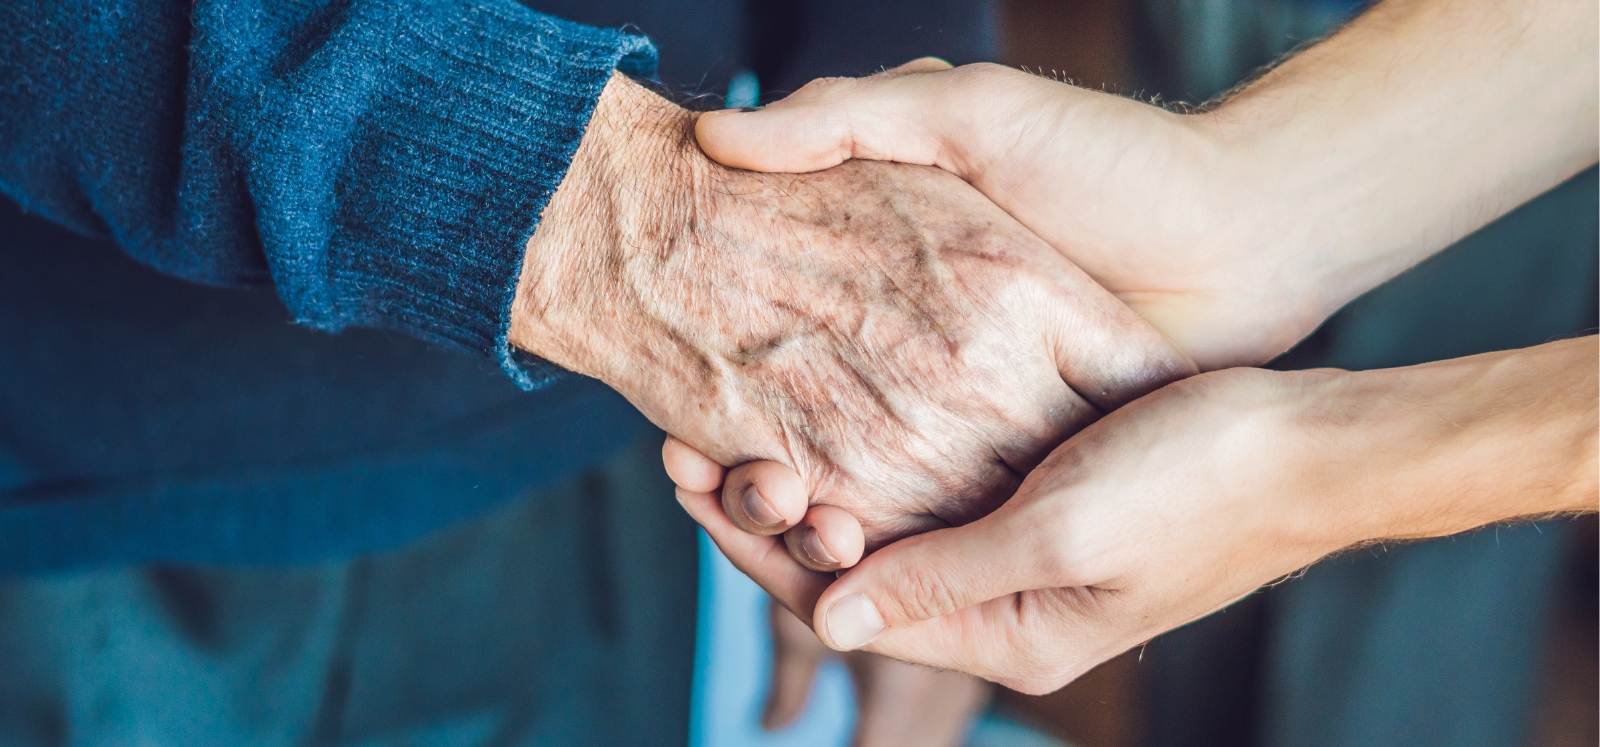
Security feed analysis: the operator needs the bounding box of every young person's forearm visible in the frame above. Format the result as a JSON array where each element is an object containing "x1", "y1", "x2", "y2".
[
  {"x1": 1208, "y1": 0, "x2": 1598, "y2": 315},
  {"x1": 1305, "y1": 336, "x2": 1598, "y2": 548}
]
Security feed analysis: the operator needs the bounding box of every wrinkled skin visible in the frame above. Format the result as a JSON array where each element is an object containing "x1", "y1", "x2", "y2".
[
  {"x1": 695, "y1": 61, "x2": 1320, "y2": 373},
  {"x1": 512, "y1": 75, "x2": 1195, "y2": 548}
]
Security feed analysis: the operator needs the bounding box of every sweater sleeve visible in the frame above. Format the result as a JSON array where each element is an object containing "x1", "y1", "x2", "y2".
[{"x1": 0, "y1": 0, "x2": 657, "y2": 389}]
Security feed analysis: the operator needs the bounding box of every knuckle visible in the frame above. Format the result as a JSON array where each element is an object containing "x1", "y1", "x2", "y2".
[
  {"x1": 1035, "y1": 521, "x2": 1094, "y2": 588},
  {"x1": 885, "y1": 563, "x2": 962, "y2": 622},
  {"x1": 989, "y1": 594, "x2": 1103, "y2": 696},
  {"x1": 948, "y1": 61, "x2": 1009, "y2": 89},
  {"x1": 1001, "y1": 674, "x2": 1049, "y2": 696},
  {"x1": 793, "y1": 75, "x2": 857, "y2": 102},
  {"x1": 960, "y1": 61, "x2": 1008, "y2": 79}
]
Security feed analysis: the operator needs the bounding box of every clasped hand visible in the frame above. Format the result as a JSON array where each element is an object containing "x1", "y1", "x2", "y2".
[
  {"x1": 659, "y1": 60, "x2": 1328, "y2": 693},
  {"x1": 522, "y1": 15, "x2": 1597, "y2": 695},
  {"x1": 511, "y1": 72, "x2": 1192, "y2": 558},
  {"x1": 658, "y1": 52, "x2": 1599, "y2": 693}
]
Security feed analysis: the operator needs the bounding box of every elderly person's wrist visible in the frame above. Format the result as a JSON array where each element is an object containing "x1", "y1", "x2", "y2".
[{"x1": 508, "y1": 73, "x2": 703, "y2": 381}]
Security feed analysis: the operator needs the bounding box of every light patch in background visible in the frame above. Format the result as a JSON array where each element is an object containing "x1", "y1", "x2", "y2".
[
  {"x1": 691, "y1": 530, "x2": 855, "y2": 747},
  {"x1": 726, "y1": 70, "x2": 760, "y2": 109},
  {"x1": 690, "y1": 531, "x2": 1072, "y2": 747}
]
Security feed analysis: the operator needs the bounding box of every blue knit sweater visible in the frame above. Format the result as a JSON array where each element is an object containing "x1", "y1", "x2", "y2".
[
  {"x1": 0, "y1": 0, "x2": 664, "y2": 572},
  {"x1": 1, "y1": 0, "x2": 655, "y2": 389},
  {"x1": 0, "y1": 0, "x2": 999, "y2": 573}
]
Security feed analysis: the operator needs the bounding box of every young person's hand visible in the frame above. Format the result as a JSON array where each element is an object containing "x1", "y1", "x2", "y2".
[
  {"x1": 519, "y1": 74, "x2": 1194, "y2": 549},
  {"x1": 697, "y1": 59, "x2": 1288, "y2": 371},
  {"x1": 695, "y1": 0, "x2": 1596, "y2": 372},
  {"x1": 682, "y1": 337, "x2": 1597, "y2": 693}
]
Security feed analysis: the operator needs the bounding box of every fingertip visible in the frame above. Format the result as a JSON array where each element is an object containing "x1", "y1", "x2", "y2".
[
  {"x1": 662, "y1": 436, "x2": 725, "y2": 493},
  {"x1": 783, "y1": 504, "x2": 866, "y2": 572},
  {"x1": 761, "y1": 694, "x2": 806, "y2": 731},
  {"x1": 722, "y1": 461, "x2": 808, "y2": 536},
  {"x1": 694, "y1": 110, "x2": 776, "y2": 171},
  {"x1": 695, "y1": 103, "x2": 850, "y2": 174},
  {"x1": 686, "y1": 481, "x2": 832, "y2": 625},
  {"x1": 809, "y1": 507, "x2": 1040, "y2": 653},
  {"x1": 761, "y1": 602, "x2": 827, "y2": 729},
  {"x1": 816, "y1": 591, "x2": 886, "y2": 652}
]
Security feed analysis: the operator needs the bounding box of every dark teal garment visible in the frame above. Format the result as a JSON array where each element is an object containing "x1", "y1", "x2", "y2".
[
  {"x1": 0, "y1": 2, "x2": 998, "y2": 743},
  {"x1": 0, "y1": 0, "x2": 655, "y2": 384},
  {"x1": 0, "y1": 434, "x2": 702, "y2": 747},
  {"x1": 0, "y1": 197, "x2": 654, "y2": 573},
  {"x1": 0, "y1": 0, "x2": 998, "y2": 576},
  {"x1": 0, "y1": 0, "x2": 659, "y2": 573}
]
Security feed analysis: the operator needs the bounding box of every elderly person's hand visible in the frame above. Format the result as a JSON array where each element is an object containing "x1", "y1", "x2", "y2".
[
  {"x1": 681, "y1": 338, "x2": 1598, "y2": 693},
  {"x1": 515, "y1": 73, "x2": 1193, "y2": 551}
]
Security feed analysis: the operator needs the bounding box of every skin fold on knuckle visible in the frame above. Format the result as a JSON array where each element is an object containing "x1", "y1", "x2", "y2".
[
  {"x1": 1035, "y1": 523, "x2": 1103, "y2": 590},
  {"x1": 791, "y1": 75, "x2": 859, "y2": 105},
  {"x1": 945, "y1": 62, "x2": 1014, "y2": 95},
  {"x1": 877, "y1": 560, "x2": 966, "y2": 625}
]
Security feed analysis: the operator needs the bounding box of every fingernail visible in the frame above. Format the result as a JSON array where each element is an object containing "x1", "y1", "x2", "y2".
[
  {"x1": 801, "y1": 528, "x2": 837, "y2": 566},
  {"x1": 824, "y1": 593, "x2": 884, "y2": 650},
  {"x1": 742, "y1": 484, "x2": 783, "y2": 527}
]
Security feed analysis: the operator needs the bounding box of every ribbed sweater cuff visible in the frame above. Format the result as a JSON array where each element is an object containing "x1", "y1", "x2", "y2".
[{"x1": 331, "y1": 3, "x2": 656, "y2": 389}]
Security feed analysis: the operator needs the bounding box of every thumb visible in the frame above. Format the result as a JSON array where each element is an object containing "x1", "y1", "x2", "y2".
[
  {"x1": 695, "y1": 58, "x2": 970, "y2": 175},
  {"x1": 810, "y1": 505, "x2": 1058, "y2": 652}
]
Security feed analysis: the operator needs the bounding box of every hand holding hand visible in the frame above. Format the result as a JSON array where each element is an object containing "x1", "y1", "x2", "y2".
[
  {"x1": 518, "y1": 74, "x2": 1194, "y2": 552},
  {"x1": 695, "y1": 30, "x2": 1599, "y2": 372},
  {"x1": 681, "y1": 338, "x2": 1596, "y2": 693},
  {"x1": 681, "y1": 366, "x2": 1341, "y2": 692},
  {"x1": 672, "y1": 0, "x2": 1598, "y2": 692},
  {"x1": 694, "y1": 60, "x2": 1303, "y2": 371}
]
